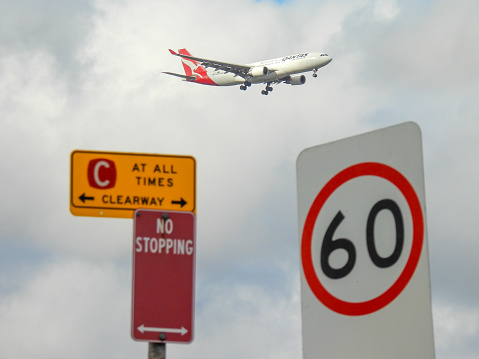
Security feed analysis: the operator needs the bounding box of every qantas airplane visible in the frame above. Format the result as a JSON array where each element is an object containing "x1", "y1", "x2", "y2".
[{"x1": 164, "y1": 49, "x2": 332, "y2": 95}]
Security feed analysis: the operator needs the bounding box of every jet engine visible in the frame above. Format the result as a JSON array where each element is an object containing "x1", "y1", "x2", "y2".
[
  {"x1": 248, "y1": 66, "x2": 269, "y2": 77},
  {"x1": 287, "y1": 74, "x2": 306, "y2": 85}
]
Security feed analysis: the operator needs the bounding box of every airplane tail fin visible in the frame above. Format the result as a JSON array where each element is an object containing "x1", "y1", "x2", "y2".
[
  {"x1": 166, "y1": 49, "x2": 216, "y2": 86},
  {"x1": 176, "y1": 49, "x2": 208, "y2": 78}
]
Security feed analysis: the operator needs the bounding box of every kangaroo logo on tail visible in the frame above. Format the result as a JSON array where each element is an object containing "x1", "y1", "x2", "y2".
[
  {"x1": 171, "y1": 49, "x2": 216, "y2": 85},
  {"x1": 178, "y1": 49, "x2": 203, "y2": 78}
]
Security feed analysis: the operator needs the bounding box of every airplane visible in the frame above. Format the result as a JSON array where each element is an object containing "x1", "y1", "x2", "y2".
[{"x1": 163, "y1": 49, "x2": 332, "y2": 95}]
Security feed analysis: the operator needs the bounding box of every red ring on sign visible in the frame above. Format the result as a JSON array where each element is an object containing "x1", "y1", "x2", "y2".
[{"x1": 301, "y1": 162, "x2": 424, "y2": 316}]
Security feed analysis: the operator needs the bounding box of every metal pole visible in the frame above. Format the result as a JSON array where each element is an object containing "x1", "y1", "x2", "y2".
[{"x1": 148, "y1": 343, "x2": 166, "y2": 359}]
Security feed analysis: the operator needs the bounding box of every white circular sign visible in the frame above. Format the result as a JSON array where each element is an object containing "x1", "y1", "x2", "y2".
[{"x1": 301, "y1": 162, "x2": 424, "y2": 316}]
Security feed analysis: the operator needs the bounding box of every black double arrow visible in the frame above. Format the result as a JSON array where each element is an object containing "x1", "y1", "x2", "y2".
[{"x1": 79, "y1": 193, "x2": 187, "y2": 208}]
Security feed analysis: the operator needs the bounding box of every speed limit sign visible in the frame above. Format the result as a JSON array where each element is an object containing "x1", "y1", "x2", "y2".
[{"x1": 296, "y1": 122, "x2": 435, "y2": 358}]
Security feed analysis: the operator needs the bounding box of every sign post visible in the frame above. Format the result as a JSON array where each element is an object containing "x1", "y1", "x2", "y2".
[
  {"x1": 296, "y1": 122, "x2": 435, "y2": 358},
  {"x1": 132, "y1": 209, "x2": 196, "y2": 344},
  {"x1": 70, "y1": 150, "x2": 196, "y2": 218}
]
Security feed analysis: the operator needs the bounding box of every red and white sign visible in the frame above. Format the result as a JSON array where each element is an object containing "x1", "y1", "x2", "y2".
[
  {"x1": 301, "y1": 162, "x2": 424, "y2": 316},
  {"x1": 296, "y1": 123, "x2": 435, "y2": 358},
  {"x1": 132, "y1": 209, "x2": 196, "y2": 343}
]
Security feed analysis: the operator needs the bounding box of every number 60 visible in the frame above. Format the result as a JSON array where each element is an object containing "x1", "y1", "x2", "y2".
[{"x1": 321, "y1": 199, "x2": 404, "y2": 279}]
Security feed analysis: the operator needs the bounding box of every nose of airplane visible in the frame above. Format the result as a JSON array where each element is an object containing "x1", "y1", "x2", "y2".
[{"x1": 327, "y1": 56, "x2": 333, "y2": 64}]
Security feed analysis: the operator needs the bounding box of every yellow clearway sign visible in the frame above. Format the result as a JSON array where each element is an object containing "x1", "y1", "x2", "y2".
[{"x1": 70, "y1": 150, "x2": 196, "y2": 218}]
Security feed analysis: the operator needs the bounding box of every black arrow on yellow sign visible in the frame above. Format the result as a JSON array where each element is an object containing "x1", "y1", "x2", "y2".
[
  {"x1": 172, "y1": 198, "x2": 187, "y2": 208},
  {"x1": 79, "y1": 193, "x2": 95, "y2": 203}
]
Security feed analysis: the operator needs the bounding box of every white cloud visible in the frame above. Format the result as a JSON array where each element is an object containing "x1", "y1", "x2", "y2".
[
  {"x1": 172, "y1": 277, "x2": 302, "y2": 359},
  {"x1": 343, "y1": 0, "x2": 479, "y2": 90},
  {"x1": 0, "y1": 260, "x2": 140, "y2": 358},
  {"x1": 433, "y1": 302, "x2": 479, "y2": 358},
  {"x1": 373, "y1": 0, "x2": 399, "y2": 20}
]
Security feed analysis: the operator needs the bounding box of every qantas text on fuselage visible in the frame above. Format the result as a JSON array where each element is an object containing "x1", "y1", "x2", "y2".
[{"x1": 163, "y1": 49, "x2": 332, "y2": 95}]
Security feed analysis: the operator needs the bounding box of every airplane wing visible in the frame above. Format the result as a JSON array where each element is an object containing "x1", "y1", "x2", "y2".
[{"x1": 169, "y1": 49, "x2": 252, "y2": 78}]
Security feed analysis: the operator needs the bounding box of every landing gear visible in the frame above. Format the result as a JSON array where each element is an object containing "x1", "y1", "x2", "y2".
[
  {"x1": 312, "y1": 69, "x2": 318, "y2": 78},
  {"x1": 240, "y1": 81, "x2": 251, "y2": 91},
  {"x1": 261, "y1": 83, "x2": 273, "y2": 95}
]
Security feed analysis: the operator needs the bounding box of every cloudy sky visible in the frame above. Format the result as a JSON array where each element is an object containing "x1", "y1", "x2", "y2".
[{"x1": 1, "y1": 0, "x2": 478, "y2": 358}]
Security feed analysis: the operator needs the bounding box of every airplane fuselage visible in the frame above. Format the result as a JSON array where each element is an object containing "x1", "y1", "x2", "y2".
[{"x1": 209, "y1": 52, "x2": 332, "y2": 86}]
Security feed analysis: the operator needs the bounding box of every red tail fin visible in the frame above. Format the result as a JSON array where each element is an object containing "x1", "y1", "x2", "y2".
[
  {"x1": 171, "y1": 48, "x2": 217, "y2": 86},
  {"x1": 178, "y1": 49, "x2": 192, "y2": 56},
  {"x1": 178, "y1": 49, "x2": 207, "y2": 77}
]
